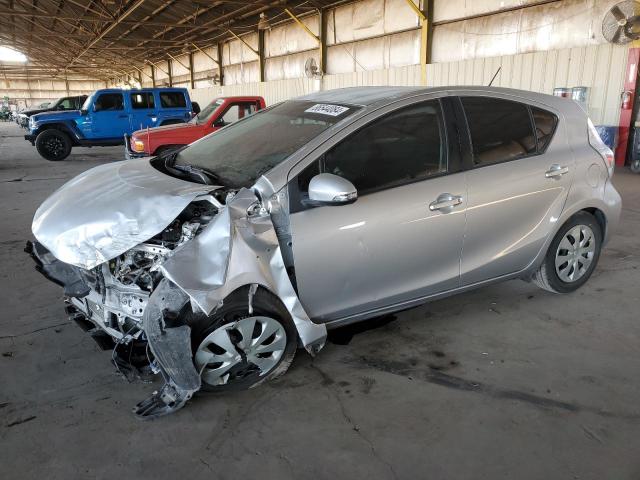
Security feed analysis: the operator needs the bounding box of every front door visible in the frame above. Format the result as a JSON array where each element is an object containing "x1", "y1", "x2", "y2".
[
  {"x1": 288, "y1": 99, "x2": 467, "y2": 322},
  {"x1": 458, "y1": 95, "x2": 574, "y2": 285},
  {"x1": 129, "y1": 91, "x2": 157, "y2": 131},
  {"x1": 91, "y1": 92, "x2": 130, "y2": 138}
]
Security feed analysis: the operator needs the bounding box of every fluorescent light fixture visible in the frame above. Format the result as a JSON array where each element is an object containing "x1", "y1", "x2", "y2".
[{"x1": 0, "y1": 46, "x2": 27, "y2": 62}]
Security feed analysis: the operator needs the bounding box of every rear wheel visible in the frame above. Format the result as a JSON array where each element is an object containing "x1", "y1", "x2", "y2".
[
  {"x1": 189, "y1": 287, "x2": 297, "y2": 392},
  {"x1": 533, "y1": 212, "x2": 602, "y2": 293},
  {"x1": 35, "y1": 129, "x2": 72, "y2": 161}
]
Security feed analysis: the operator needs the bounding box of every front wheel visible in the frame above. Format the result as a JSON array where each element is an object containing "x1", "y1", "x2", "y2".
[
  {"x1": 35, "y1": 129, "x2": 72, "y2": 161},
  {"x1": 189, "y1": 287, "x2": 297, "y2": 392},
  {"x1": 533, "y1": 212, "x2": 602, "y2": 293}
]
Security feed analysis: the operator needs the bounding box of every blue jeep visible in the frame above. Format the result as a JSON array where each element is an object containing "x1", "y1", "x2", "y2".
[{"x1": 25, "y1": 88, "x2": 194, "y2": 161}]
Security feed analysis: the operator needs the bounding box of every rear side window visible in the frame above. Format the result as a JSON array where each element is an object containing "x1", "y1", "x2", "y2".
[
  {"x1": 531, "y1": 107, "x2": 558, "y2": 152},
  {"x1": 130, "y1": 92, "x2": 155, "y2": 109},
  {"x1": 461, "y1": 97, "x2": 536, "y2": 166},
  {"x1": 159, "y1": 92, "x2": 187, "y2": 109},
  {"x1": 94, "y1": 93, "x2": 124, "y2": 112}
]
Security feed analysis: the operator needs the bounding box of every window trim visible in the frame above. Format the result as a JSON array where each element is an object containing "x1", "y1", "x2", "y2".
[
  {"x1": 288, "y1": 97, "x2": 460, "y2": 211},
  {"x1": 456, "y1": 95, "x2": 559, "y2": 171}
]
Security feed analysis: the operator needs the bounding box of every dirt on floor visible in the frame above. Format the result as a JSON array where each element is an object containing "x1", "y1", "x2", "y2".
[{"x1": 1, "y1": 121, "x2": 639, "y2": 480}]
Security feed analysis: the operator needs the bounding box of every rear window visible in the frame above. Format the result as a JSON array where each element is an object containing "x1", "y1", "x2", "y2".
[
  {"x1": 160, "y1": 92, "x2": 186, "y2": 109},
  {"x1": 462, "y1": 97, "x2": 536, "y2": 166},
  {"x1": 131, "y1": 92, "x2": 155, "y2": 109}
]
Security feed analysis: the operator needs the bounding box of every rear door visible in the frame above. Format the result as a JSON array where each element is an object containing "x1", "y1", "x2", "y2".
[
  {"x1": 288, "y1": 97, "x2": 467, "y2": 322},
  {"x1": 128, "y1": 91, "x2": 156, "y2": 130},
  {"x1": 90, "y1": 92, "x2": 130, "y2": 138},
  {"x1": 458, "y1": 95, "x2": 573, "y2": 285}
]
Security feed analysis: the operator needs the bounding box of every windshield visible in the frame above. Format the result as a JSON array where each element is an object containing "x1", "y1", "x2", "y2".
[
  {"x1": 81, "y1": 94, "x2": 93, "y2": 112},
  {"x1": 174, "y1": 101, "x2": 359, "y2": 188},
  {"x1": 194, "y1": 98, "x2": 225, "y2": 124}
]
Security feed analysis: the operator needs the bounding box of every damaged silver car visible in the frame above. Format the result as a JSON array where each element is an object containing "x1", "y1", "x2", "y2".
[{"x1": 27, "y1": 86, "x2": 621, "y2": 417}]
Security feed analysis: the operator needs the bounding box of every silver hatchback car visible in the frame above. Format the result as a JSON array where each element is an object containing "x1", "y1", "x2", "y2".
[{"x1": 28, "y1": 86, "x2": 621, "y2": 417}]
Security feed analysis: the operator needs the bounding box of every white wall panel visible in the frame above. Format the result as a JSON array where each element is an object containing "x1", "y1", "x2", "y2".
[{"x1": 266, "y1": 14, "x2": 319, "y2": 57}]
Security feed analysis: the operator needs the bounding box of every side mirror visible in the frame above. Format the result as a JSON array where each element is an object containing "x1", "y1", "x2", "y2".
[
  {"x1": 213, "y1": 119, "x2": 225, "y2": 128},
  {"x1": 308, "y1": 173, "x2": 357, "y2": 206},
  {"x1": 80, "y1": 109, "x2": 89, "y2": 116}
]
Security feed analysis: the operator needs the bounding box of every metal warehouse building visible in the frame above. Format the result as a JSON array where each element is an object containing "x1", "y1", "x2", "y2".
[{"x1": 1, "y1": 1, "x2": 639, "y2": 479}]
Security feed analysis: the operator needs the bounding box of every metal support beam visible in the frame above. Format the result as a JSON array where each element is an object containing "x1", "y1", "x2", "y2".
[
  {"x1": 217, "y1": 42, "x2": 225, "y2": 85},
  {"x1": 168, "y1": 59, "x2": 173, "y2": 87},
  {"x1": 284, "y1": 7, "x2": 323, "y2": 74},
  {"x1": 404, "y1": 0, "x2": 431, "y2": 85},
  {"x1": 151, "y1": 65, "x2": 156, "y2": 87},
  {"x1": 227, "y1": 29, "x2": 259, "y2": 57},
  {"x1": 167, "y1": 53, "x2": 190, "y2": 71},
  {"x1": 258, "y1": 29, "x2": 265, "y2": 82},
  {"x1": 188, "y1": 52, "x2": 195, "y2": 89},
  {"x1": 192, "y1": 43, "x2": 221, "y2": 68}
]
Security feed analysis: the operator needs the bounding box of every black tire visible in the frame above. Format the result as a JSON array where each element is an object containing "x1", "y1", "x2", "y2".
[
  {"x1": 35, "y1": 129, "x2": 72, "y2": 161},
  {"x1": 533, "y1": 211, "x2": 602, "y2": 293},
  {"x1": 188, "y1": 287, "x2": 297, "y2": 392}
]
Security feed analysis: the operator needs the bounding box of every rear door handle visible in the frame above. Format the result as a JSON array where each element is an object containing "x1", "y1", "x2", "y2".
[
  {"x1": 429, "y1": 193, "x2": 463, "y2": 211},
  {"x1": 545, "y1": 164, "x2": 569, "y2": 178}
]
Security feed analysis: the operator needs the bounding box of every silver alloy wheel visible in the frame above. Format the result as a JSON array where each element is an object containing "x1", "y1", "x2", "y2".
[
  {"x1": 195, "y1": 316, "x2": 287, "y2": 386},
  {"x1": 555, "y1": 224, "x2": 596, "y2": 283}
]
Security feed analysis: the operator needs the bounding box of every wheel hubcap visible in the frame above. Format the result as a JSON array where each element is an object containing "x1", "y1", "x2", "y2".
[
  {"x1": 45, "y1": 137, "x2": 63, "y2": 157},
  {"x1": 555, "y1": 224, "x2": 595, "y2": 283},
  {"x1": 195, "y1": 316, "x2": 286, "y2": 386}
]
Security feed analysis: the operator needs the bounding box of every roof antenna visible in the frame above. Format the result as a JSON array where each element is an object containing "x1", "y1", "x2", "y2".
[{"x1": 488, "y1": 66, "x2": 501, "y2": 87}]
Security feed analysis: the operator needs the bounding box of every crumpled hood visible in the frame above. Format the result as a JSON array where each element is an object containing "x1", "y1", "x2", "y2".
[{"x1": 32, "y1": 158, "x2": 217, "y2": 270}]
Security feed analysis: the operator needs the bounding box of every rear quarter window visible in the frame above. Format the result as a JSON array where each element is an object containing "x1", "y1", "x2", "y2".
[
  {"x1": 159, "y1": 92, "x2": 187, "y2": 109},
  {"x1": 531, "y1": 107, "x2": 558, "y2": 152}
]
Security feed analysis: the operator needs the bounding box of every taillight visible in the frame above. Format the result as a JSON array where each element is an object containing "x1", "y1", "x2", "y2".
[{"x1": 587, "y1": 118, "x2": 614, "y2": 176}]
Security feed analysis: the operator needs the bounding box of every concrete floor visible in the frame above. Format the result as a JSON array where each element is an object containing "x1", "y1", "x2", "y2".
[{"x1": 1, "y1": 120, "x2": 639, "y2": 480}]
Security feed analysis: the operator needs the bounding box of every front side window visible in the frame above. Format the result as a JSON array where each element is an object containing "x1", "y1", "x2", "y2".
[
  {"x1": 301, "y1": 100, "x2": 446, "y2": 196},
  {"x1": 160, "y1": 91, "x2": 187, "y2": 108},
  {"x1": 94, "y1": 93, "x2": 124, "y2": 112},
  {"x1": 173, "y1": 101, "x2": 359, "y2": 188},
  {"x1": 218, "y1": 103, "x2": 259, "y2": 126},
  {"x1": 130, "y1": 92, "x2": 155, "y2": 109},
  {"x1": 462, "y1": 97, "x2": 536, "y2": 166}
]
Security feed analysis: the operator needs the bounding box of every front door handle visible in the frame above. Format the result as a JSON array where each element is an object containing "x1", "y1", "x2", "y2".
[
  {"x1": 429, "y1": 193, "x2": 463, "y2": 212},
  {"x1": 545, "y1": 164, "x2": 569, "y2": 178}
]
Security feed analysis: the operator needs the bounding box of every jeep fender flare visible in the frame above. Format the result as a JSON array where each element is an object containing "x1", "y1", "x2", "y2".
[{"x1": 35, "y1": 122, "x2": 83, "y2": 144}]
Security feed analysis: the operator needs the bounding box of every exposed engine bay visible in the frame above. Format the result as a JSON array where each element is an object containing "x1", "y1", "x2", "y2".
[{"x1": 28, "y1": 158, "x2": 327, "y2": 419}]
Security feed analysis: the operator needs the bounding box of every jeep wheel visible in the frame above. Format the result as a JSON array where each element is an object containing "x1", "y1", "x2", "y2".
[{"x1": 35, "y1": 129, "x2": 72, "y2": 161}]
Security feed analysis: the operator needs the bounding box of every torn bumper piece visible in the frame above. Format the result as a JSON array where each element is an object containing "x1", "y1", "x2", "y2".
[
  {"x1": 25, "y1": 240, "x2": 91, "y2": 297},
  {"x1": 134, "y1": 279, "x2": 201, "y2": 419}
]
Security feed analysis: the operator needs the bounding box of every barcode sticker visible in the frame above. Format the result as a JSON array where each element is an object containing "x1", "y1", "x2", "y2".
[{"x1": 304, "y1": 104, "x2": 350, "y2": 116}]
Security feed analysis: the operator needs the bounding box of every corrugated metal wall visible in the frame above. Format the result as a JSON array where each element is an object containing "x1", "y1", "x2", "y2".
[{"x1": 189, "y1": 42, "x2": 626, "y2": 126}]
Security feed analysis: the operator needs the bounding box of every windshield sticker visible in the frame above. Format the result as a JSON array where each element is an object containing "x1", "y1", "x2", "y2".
[{"x1": 305, "y1": 104, "x2": 350, "y2": 117}]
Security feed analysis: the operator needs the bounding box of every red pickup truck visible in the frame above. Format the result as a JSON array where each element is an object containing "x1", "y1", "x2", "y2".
[{"x1": 125, "y1": 95, "x2": 266, "y2": 158}]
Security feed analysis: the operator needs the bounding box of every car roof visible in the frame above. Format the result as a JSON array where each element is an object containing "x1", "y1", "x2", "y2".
[{"x1": 296, "y1": 86, "x2": 576, "y2": 111}]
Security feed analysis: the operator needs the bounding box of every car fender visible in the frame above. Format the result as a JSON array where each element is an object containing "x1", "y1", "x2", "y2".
[
  {"x1": 35, "y1": 121, "x2": 84, "y2": 143},
  {"x1": 160, "y1": 188, "x2": 327, "y2": 354}
]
